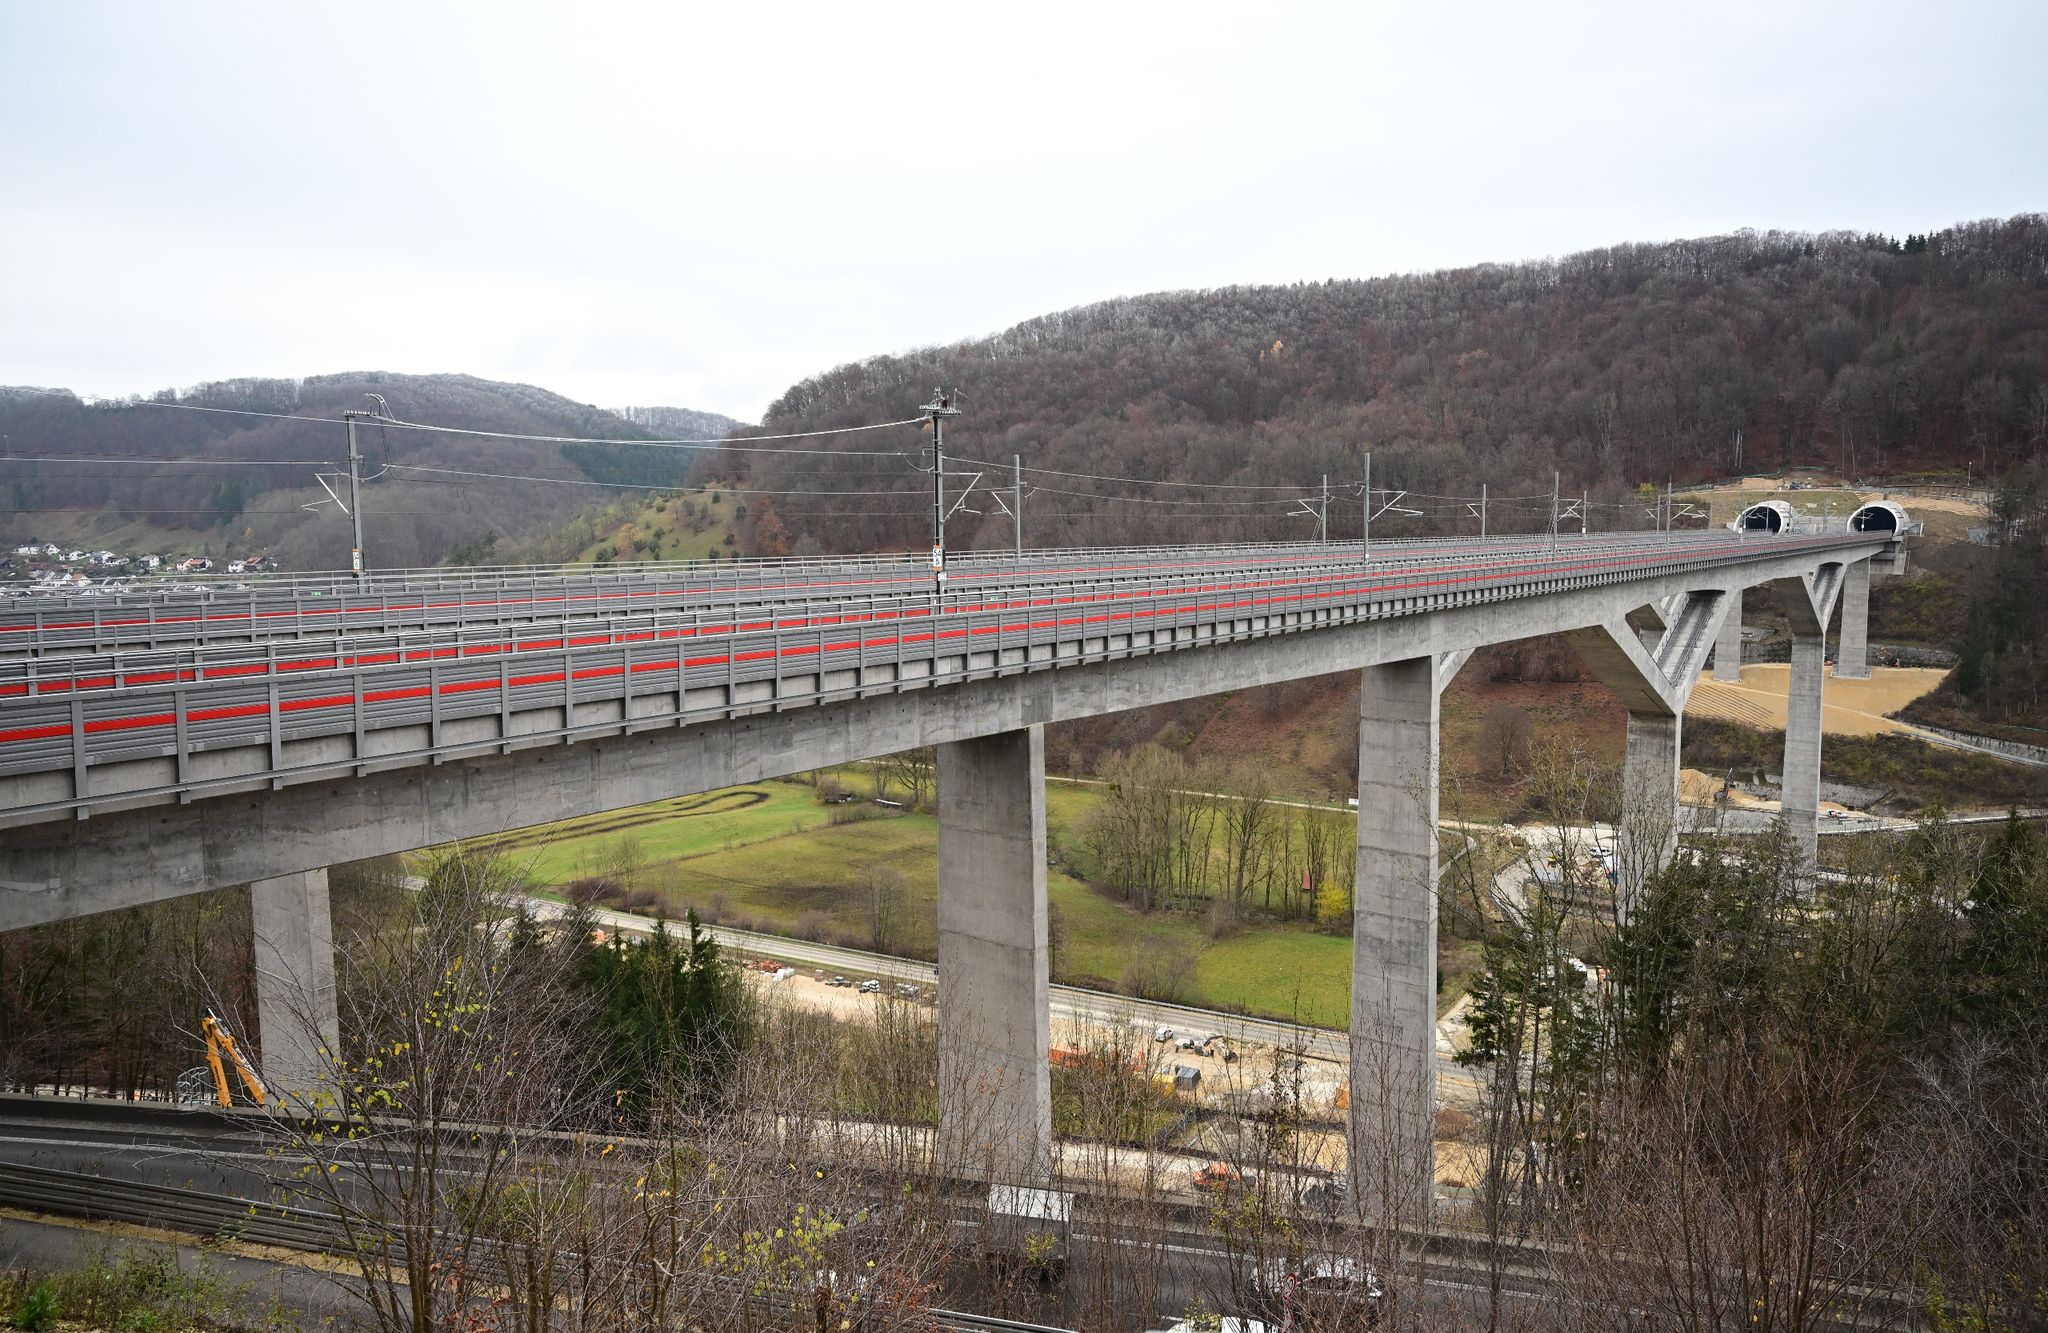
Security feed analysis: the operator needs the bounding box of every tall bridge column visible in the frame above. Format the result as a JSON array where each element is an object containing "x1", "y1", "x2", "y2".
[
  {"x1": 1782, "y1": 632, "x2": 1826, "y2": 872},
  {"x1": 1835, "y1": 559, "x2": 1872, "y2": 680},
  {"x1": 1713, "y1": 587, "x2": 1745, "y2": 682},
  {"x1": 936, "y1": 725, "x2": 1052, "y2": 1183},
  {"x1": 1350, "y1": 657, "x2": 1439, "y2": 1226},
  {"x1": 1616, "y1": 711, "x2": 1681, "y2": 919},
  {"x1": 1767, "y1": 565, "x2": 1844, "y2": 880},
  {"x1": 250, "y1": 869, "x2": 339, "y2": 1094}
]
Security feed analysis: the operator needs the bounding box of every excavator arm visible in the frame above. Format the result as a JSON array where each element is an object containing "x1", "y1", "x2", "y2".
[
  {"x1": 202, "y1": 1019, "x2": 233, "y2": 1108},
  {"x1": 200, "y1": 1011, "x2": 268, "y2": 1108}
]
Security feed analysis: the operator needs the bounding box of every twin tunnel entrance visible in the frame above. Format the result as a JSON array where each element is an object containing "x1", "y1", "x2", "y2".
[{"x1": 1733, "y1": 499, "x2": 1908, "y2": 535}]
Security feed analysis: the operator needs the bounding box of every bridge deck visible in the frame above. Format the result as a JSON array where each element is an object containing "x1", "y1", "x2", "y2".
[
  {"x1": 0, "y1": 532, "x2": 1878, "y2": 828},
  {"x1": 1, "y1": 535, "x2": 1695, "y2": 657}
]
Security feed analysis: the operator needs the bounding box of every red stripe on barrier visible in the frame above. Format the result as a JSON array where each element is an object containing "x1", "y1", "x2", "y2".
[{"x1": 0, "y1": 537, "x2": 1860, "y2": 749}]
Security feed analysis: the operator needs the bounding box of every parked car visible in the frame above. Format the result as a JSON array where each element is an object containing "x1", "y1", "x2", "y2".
[
  {"x1": 858, "y1": 979, "x2": 881, "y2": 994},
  {"x1": 826, "y1": 975, "x2": 850, "y2": 987},
  {"x1": 1252, "y1": 1254, "x2": 1384, "y2": 1331}
]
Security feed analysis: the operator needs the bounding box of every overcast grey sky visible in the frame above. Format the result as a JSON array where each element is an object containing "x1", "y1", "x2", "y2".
[{"x1": 3, "y1": 1, "x2": 2042, "y2": 422}]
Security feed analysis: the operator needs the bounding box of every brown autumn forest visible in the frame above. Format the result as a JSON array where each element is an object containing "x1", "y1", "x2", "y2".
[{"x1": 723, "y1": 217, "x2": 2046, "y2": 552}]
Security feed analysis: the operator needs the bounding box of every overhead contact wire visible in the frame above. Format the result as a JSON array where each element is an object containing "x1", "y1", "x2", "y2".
[{"x1": 382, "y1": 462, "x2": 926, "y2": 498}]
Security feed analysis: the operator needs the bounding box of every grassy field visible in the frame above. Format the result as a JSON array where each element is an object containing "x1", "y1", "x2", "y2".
[
  {"x1": 458, "y1": 766, "x2": 1481, "y2": 1030},
  {"x1": 461, "y1": 780, "x2": 834, "y2": 884},
  {"x1": 674, "y1": 810, "x2": 1372, "y2": 1028}
]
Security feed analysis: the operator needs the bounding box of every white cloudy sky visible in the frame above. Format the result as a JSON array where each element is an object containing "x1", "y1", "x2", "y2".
[{"x1": 3, "y1": 1, "x2": 2042, "y2": 422}]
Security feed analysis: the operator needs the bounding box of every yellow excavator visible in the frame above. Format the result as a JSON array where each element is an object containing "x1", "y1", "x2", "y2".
[{"x1": 198, "y1": 1010, "x2": 268, "y2": 1108}]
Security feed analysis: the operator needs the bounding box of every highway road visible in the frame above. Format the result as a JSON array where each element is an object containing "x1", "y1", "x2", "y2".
[{"x1": 0, "y1": 1212, "x2": 363, "y2": 1328}]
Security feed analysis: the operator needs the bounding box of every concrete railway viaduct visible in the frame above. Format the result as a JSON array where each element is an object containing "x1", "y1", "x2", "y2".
[{"x1": 0, "y1": 516, "x2": 1907, "y2": 1223}]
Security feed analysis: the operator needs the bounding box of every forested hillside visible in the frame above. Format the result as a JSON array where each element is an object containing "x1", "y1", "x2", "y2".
[
  {"x1": 721, "y1": 216, "x2": 2048, "y2": 554},
  {"x1": 0, "y1": 374, "x2": 743, "y2": 570},
  {"x1": 611, "y1": 405, "x2": 749, "y2": 439}
]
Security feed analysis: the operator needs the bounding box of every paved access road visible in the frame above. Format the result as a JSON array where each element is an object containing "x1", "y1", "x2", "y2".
[{"x1": 517, "y1": 896, "x2": 1486, "y2": 1109}]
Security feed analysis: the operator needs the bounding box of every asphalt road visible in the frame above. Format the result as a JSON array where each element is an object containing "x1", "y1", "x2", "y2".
[
  {"x1": 0, "y1": 1212, "x2": 365, "y2": 1328},
  {"x1": 521, "y1": 897, "x2": 1487, "y2": 1110}
]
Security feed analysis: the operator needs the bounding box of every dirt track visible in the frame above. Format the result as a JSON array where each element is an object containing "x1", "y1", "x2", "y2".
[
  {"x1": 466, "y1": 788, "x2": 772, "y2": 855},
  {"x1": 1686, "y1": 665, "x2": 1947, "y2": 738}
]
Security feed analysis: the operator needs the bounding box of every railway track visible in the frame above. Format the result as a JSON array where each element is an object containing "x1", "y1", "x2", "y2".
[
  {"x1": 0, "y1": 1097, "x2": 1922, "y2": 1330},
  {"x1": 0, "y1": 1158, "x2": 1078, "y2": 1333}
]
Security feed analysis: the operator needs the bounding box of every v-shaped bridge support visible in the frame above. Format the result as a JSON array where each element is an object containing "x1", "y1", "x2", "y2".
[
  {"x1": 1774, "y1": 563, "x2": 1845, "y2": 638},
  {"x1": 1565, "y1": 590, "x2": 1731, "y2": 719},
  {"x1": 1436, "y1": 648, "x2": 1472, "y2": 693},
  {"x1": 1561, "y1": 590, "x2": 1734, "y2": 923}
]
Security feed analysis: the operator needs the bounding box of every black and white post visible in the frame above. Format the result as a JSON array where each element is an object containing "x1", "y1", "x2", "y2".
[
  {"x1": 340, "y1": 409, "x2": 371, "y2": 583},
  {"x1": 923, "y1": 390, "x2": 961, "y2": 604}
]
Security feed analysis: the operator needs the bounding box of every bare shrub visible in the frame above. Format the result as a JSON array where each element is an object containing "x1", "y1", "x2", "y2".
[
  {"x1": 1477, "y1": 702, "x2": 1533, "y2": 778},
  {"x1": 1119, "y1": 939, "x2": 1199, "y2": 1003},
  {"x1": 261, "y1": 854, "x2": 963, "y2": 1333}
]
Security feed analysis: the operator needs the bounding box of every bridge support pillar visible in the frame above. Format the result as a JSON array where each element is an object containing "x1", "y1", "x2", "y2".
[
  {"x1": 1713, "y1": 587, "x2": 1744, "y2": 682},
  {"x1": 1616, "y1": 712, "x2": 1681, "y2": 924},
  {"x1": 936, "y1": 725, "x2": 1052, "y2": 1184},
  {"x1": 250, "y1": 868, "x2": 339, "y2": 1095},
  {"x1": 1350, "y1": 657, "x2": 1438, "y2": 1227},
  {"x1": 1835, "y1": 560, "x2": 1872, "y2": 680},
  {"x1": 1783, "y1": 632, "x2": 1826, "y2": 874}
]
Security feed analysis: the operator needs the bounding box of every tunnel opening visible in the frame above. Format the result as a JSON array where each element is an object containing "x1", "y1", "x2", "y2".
[
  {"x1": 1850, "y1": 502, "x2": 1905, "y2": 533},
  {"x1": 1735, "y1": 502, "x2": 1791, "y2": 533}
]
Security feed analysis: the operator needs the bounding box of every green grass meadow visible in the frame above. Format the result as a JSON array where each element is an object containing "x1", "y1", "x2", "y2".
[{"x1": 453, "y1": 767, "x2": 1473, "y2": 1030}]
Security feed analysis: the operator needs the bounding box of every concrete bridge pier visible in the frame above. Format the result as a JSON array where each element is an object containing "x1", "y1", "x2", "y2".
[
  {"x1": 1713, "y1": 587, "x2": 1745, "y2": 682},
  {"x1": 935, "y1": 725, "x2": 1053, "y2": 1183},
  {"x1": 1616, "y1": 711, "x2": 1681, "y2": 918},
  {"x1": 1834, "y1": 559, "x2": 1872, "y2": 680},
  {"x1": 1768, "y1": 566, "x2": 1841, "y2": 879},
  {"x1": 1782, "y1": 632, "x2": 1826, "y2": 873},
  {"x1": 250, "y1": 869, "x2": 340, "y2": 1095},
  {"x1": 1349, "y1": 657, "x2": 1440, "y2": 1226}
]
